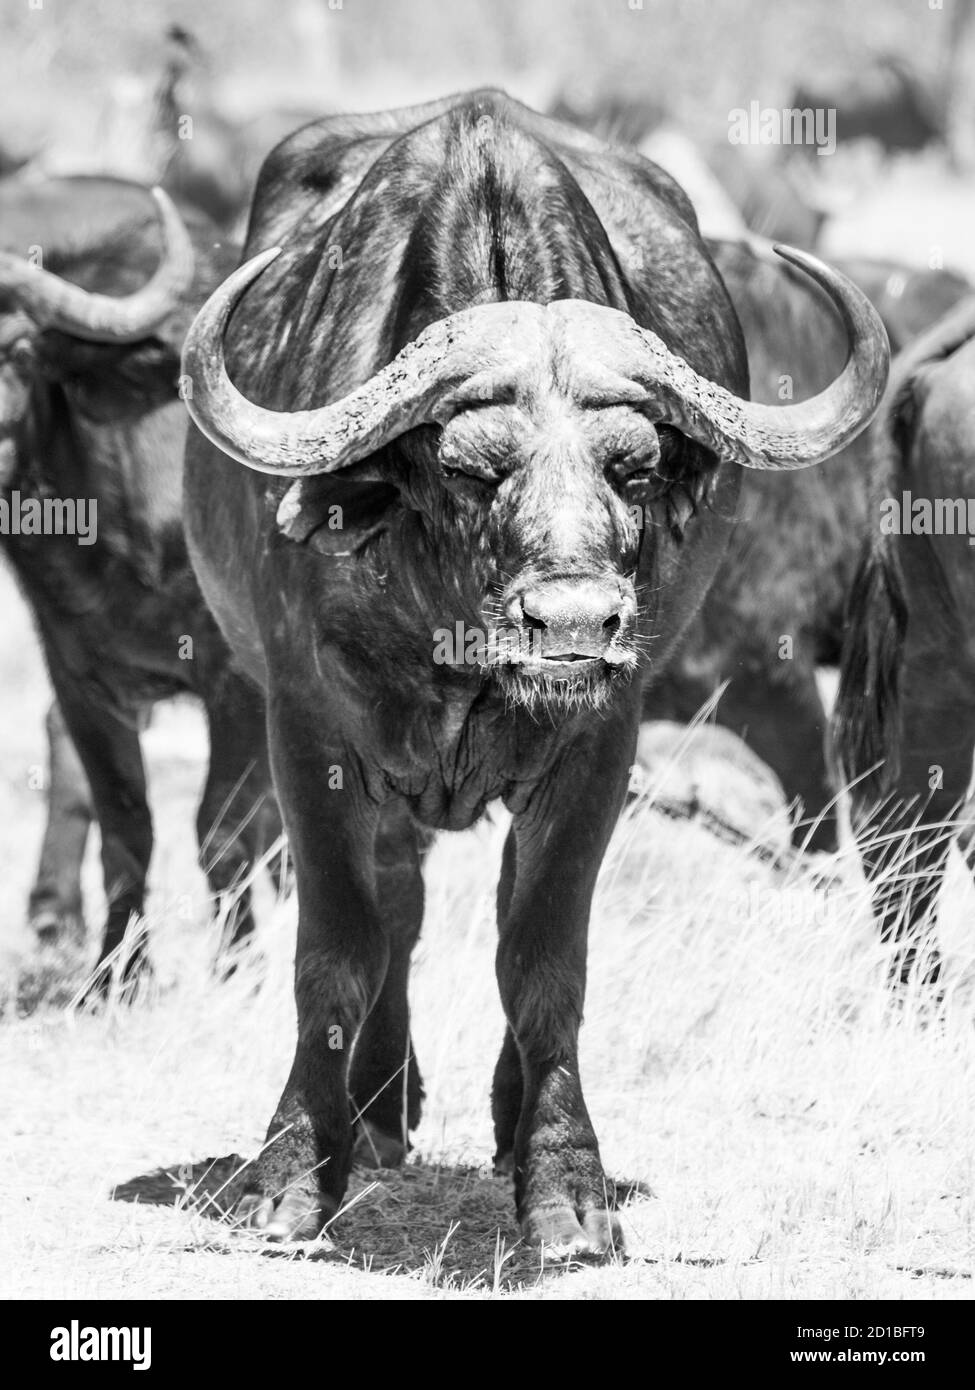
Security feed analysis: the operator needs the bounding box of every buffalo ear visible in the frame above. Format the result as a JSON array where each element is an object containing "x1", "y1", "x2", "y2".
[
  {"x1": 36, "y1": 330, "x2": 180, "y2": 414},
  {"x1": 276, "y1": 474, "x2": 398, "y2": 551}
]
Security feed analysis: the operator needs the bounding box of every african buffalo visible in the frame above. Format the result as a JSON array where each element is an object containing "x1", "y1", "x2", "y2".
[
  {"x1": 792, "y1": 56, "x2": 942, "y2": 156},
  {"x1": 834, "y1": 297, "x2": 975, "y2": 981},
  {"x1": 831, "y1": 260, "x2": 973, "y2": 354},
  {"x1": 0, "y1": 175, "x2": 279, "y2": 983},
  {"x1": 546, "y1": 94, "x2": 828, "y2": 250},
  {"x1": 547, "y1": 89, "x2": 666, "y2": 147},
  {"x1": 154, "y1": 25, "x2": 323, "y2": 232},
  {"x1": 181, "y1": 91, "x2": 887, "y2": 1253},
  {"x1": 31, "y1": 240, "x2": 965, "y2": 929},
  {"x1": 707, "y1": 154, "x2": 835, "y2": 252},
  {"x1": 646, "y1": 240, "x2": 971, "y2": 851}
]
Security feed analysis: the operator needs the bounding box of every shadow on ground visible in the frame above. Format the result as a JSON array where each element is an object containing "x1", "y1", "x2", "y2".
[{"x1": 111, "y1": 1153, "x2": 652, "y2": 1290}]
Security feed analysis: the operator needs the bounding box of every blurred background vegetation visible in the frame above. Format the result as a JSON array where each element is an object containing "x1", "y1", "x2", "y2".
[{"x1": 0, "y1": 0, "x2": 958, "y2": 169}]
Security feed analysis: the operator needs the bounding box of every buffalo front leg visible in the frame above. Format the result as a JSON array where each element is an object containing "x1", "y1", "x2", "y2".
[
  {"x1": 44, "y1": 668, "x2": 152, "y2": 989},
  {"x1": 28, "y1": 700, "x2": 93, "y2": 945},
  {"x1": 236, "y1": 697, "x2": 386, "y2": 1240},
  {"x1": 498, "y1": 695, "x2": 639, "y2": 1258},
  {"x1": 491, "y1": 828, "x2": 521, "y2": 1173},
  {"x1": 711, "y1": 660, "x2": 836, "y2": 852},
  {"x1": 350, "y1": 800, "x2": 427, "y2": 1168},
  {"x1": 843, "y1": 549, "x2": 975, "y2": 985},
  {"x1": 854, "y1": 689, "x2": 975, "y2": 986},
  {"x1": 196, "y1": 666, "x2": 277, "y2": 950}
]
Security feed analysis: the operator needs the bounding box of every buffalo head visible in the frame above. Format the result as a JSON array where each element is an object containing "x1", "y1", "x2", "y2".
[
  {"x1": 0, "y1": 186, "x2": 194, "y2": 485},
  {"x1": 182, "y1": 243, "x2": 888, "y2": 711}
]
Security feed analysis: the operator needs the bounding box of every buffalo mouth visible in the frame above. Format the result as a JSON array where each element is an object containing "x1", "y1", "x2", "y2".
[
  {"x1": 487, "y1": 647, "x2": 637, "y2": 713},
  {"x1": 518, "y1": 653, "x2": 617, "y2": 678}
]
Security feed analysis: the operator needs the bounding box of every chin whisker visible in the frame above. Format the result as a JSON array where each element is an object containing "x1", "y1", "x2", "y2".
[{"x1": 487, "y1": 651, "x2": 637, "y2": 716}]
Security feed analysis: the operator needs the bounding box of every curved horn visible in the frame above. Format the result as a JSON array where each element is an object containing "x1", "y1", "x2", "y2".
[
  {"x1": 181, "y1": 248, "x2": 544, "y2": 476},
  {"x1": 184, "y1": 243, "x2": 888, "y2": 478},
  {"x1": 600, "y1": 244, "x2": 889, "y2": 470},
  {"x1": 0, "y1": 187, "x2": 194, "y2": 343}
]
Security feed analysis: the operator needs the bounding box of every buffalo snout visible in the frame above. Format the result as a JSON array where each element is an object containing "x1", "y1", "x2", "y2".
[{"x1": 507, "y1": 576, "x2": 636, "y2": 668}]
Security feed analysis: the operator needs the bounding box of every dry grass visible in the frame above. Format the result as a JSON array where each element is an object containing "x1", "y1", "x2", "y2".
[{"x1": 1, "y1": 552, "x2": 974, "y2": 1300}]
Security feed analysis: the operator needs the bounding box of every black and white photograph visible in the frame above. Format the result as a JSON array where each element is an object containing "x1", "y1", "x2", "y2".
[{"x1": 0, "y1": 0, "x2": 973, "y2": 1327}]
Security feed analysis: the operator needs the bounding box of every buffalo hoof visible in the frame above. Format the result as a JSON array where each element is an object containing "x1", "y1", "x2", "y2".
[
  {"x1": 235, "y1": 1188, "x2": 336, "y2": 1242},
  {"x1": 31, "y1": 909, "x2": 85, "y2": 949},
  {"x1": 352, "y1": 1119, "x2": 406, "y2": 1169},
  {"x1": 525, "y1": 1205, "x2": 623, "y2": 1260}
]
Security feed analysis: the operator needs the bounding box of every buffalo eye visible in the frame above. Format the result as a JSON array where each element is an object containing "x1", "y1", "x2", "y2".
[
  {"x1": 440, "y1": 456, "x2": 504, "y2": 487},
  {"x1": 654, "y1": 425, "x2": 689, "y2": 478},
  {"x1": 606, "y1": 450, "x2": 662, "y2": 501}
]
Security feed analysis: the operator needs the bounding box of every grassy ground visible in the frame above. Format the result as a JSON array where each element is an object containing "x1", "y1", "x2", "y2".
[{"x1": 1, "y1": 565, "x2": 974, "y2": 1300}]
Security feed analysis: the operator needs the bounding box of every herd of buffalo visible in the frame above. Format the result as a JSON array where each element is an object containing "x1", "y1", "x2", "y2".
[{"x1": 2, "y1": 73, "x2": 974, "y2": 1256}]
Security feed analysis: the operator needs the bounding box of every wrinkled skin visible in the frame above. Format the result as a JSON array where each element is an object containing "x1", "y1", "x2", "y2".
[
  {"x1": 185, "y1": 91, "x2": 749, "y2": 1255},
  {"x1": 0, "y1": 176, "x2": 282, "y2": 984}
]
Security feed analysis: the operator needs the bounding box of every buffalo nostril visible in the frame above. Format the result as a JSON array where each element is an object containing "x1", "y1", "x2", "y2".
[
  {"x1": 511, "y1": 583, "x2": 631, "y2": 663},
  {"x1": 520, "y1": 600, "x2": 547, "y2": 634}
]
